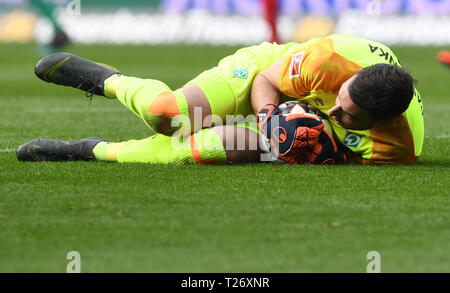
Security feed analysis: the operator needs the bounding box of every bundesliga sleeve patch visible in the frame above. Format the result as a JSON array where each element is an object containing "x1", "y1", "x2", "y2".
[
  {"x1": 343, "y1": 132, "x2": 362, "y2": 149},
  {"x1": 233, "y1": 68, "x2": 248, "y2": 79},
  {"x1": 289, "y1": 51, "x2": 305, "y2": 80}
]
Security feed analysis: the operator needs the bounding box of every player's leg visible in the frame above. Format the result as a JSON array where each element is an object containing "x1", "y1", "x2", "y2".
[
  {"x1": 34, "y1": 50, "x2": 260, "y2": 137},
  {"x1": 30, "y1": 0, "x2": 61, "y2": 32},
  {"x1": 92, "y1": 123, "x2": 261, "y2": 164},
  {"x1": 17, "y1": 125, "x2": 262, "y2": 164},
  {"x1": 34, "y1": 53, "x2": 230, "y2": 136},
  {"x1": 188, "y1": 51, "x2": 259, "y2": 122},
  {"x1": 210, "y1": 125, "x2": 261, "y2": 163},
  {"x1": 103, "y1": 75, "x2": 213, "y2": 135},
  {"x1": 29, "y1": 0, "x2": 70, "y2": 49},
  {"x1": 263, "y1": 0, "x2": 280, "y2": 43},
  {"x1": 102, "y1": 50, "x2": 261, "y2": 135}
]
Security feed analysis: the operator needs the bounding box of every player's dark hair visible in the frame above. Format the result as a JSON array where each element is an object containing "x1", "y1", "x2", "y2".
[{"x1": 348, "y1": 64, "x2": 414, "y2": 122}]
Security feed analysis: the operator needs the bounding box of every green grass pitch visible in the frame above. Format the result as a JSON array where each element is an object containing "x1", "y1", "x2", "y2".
[{"x1": 0, "y1": 43, "x2": 448, "y2": 273}]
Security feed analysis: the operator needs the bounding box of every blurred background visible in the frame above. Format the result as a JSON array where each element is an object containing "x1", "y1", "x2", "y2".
[{"x1": 1, "y1": 0, "x2": 449, "y2": 50}]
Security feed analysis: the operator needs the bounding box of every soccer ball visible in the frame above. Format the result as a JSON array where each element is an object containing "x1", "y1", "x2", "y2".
[{"x1": 278, "y1": 101, "x2": 333, "y2": 135}]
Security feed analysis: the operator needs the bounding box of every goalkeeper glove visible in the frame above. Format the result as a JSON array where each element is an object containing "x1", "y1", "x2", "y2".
[{"x1": 257, "y1": 104, "x2": 347, "y2": 164}]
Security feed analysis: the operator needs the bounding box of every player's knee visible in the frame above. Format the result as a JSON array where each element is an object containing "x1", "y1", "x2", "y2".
[{"x1": 146, "y1": 91, "x2": 184, "y2": 135}]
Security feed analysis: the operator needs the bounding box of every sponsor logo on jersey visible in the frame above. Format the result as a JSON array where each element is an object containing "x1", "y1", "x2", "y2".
[
  {"x1": 273, "y1": 126, "x2": 287, "y2": 143},
  {"x1": 343, "y1": 132, "x2": 362, "y2": 149},
  {"x1": 289, "y1": 51, "x2": 305, "y2": 79},
  {"x1": 233, "y1": 68, "x2": 248, "y2": 79}
]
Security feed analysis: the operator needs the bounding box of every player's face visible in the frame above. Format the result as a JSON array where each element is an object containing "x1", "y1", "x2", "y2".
[{"x1": 328, "y1": 75, "x2": 373, "y2": 130}]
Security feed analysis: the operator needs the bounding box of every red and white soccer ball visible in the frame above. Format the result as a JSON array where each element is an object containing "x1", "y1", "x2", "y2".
[{"x1": 278, "y1": 101, "x2": 333, "y2": 135}]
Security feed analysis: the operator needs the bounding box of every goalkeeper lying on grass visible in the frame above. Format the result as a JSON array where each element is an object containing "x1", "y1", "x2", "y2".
[{"x1": 17, "y1": 34, "x2": 424, "y2": 165}]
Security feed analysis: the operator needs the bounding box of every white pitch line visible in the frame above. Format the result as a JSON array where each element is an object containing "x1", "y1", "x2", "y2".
[
  {"x1": 0, "y1": 148, "x2": 15, "y2": 153},
  {"x1": 26, "y1": 108, "x2": 126, "y2": 113},
  {"x1": 422, "y1": 135, "x2": 449, "y2": 140},
  {"x1": 423, "y1": 104, "x2": 450, "y2": 110}
]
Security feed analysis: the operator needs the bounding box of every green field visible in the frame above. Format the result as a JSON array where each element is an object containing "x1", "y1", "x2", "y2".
[{"x1": 0, "y1": 43, "x2": 448, "y2": 273}]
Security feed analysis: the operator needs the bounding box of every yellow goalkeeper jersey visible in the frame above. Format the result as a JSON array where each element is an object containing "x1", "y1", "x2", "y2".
[{"x1": 245, "y1": 34, "x2": 424, "y2": 164}]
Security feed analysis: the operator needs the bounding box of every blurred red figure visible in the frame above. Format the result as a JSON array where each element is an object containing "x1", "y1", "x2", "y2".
[
  {"x1": 437, "y1": 50, "x2": 450, "y2": 66},
  {"x1": 263, "y1": 0, "x2": 279, "y2": 43}
]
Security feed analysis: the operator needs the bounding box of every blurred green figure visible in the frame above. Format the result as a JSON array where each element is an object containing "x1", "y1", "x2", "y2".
[{"x1": 29, "y1": 0, "x2": 70, "y2": 50}]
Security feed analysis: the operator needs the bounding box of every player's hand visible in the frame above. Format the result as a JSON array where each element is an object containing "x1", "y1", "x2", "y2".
[{"x1": 257, "y1": 104, "x2": 347, "y2": 164}]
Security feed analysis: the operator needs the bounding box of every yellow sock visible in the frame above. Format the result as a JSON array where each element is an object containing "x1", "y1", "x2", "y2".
[
  {"x1": 93, "y1": 130, "x2": 227, "y2": 164},
  {"x1": 103, "y1": 74, "x2": 123, "y2": 99},
  {"x1": 92, "y1": 141, "x2": 110, "y2": 161}
]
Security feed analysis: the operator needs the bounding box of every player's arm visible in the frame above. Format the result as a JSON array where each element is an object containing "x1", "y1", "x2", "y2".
[{"x1": 250, "y1": 59, "x2": 283, "y2": 113}]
